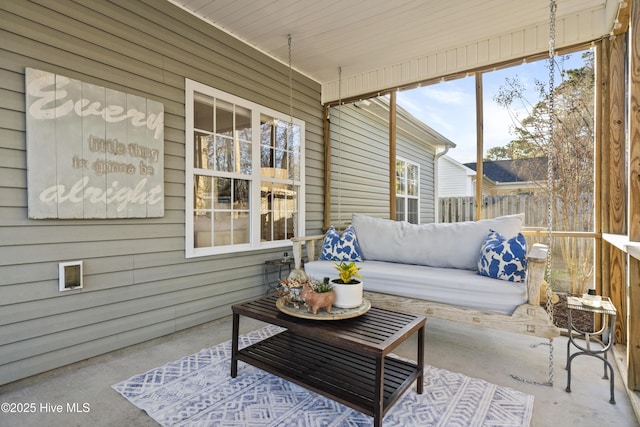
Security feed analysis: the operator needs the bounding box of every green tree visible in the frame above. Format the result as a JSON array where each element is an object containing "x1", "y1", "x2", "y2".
[{"x1": 493, "y1": 52, "x2": 595, "y2": 294}]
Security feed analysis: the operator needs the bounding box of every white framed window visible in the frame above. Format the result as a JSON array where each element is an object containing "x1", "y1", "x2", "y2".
[
  {"x1": 396, "y1": 157, "x2": 419, "y2": 224},
  {"x1": 185, "y1": 80, "x2": 305, "y2": 257}
]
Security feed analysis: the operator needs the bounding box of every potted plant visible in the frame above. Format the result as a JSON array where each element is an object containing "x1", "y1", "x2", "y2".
[{"x1": 331, "y1": 261, "x2": 364, "y2": 308}]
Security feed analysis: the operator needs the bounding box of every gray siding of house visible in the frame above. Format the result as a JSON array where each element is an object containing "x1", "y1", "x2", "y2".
[
  {"x1": 328, "y1": 103, "x2": 436, "y2": 225},
  {"x1": 328, "y1": 104, "x2": 389, "y2": 224},
  {"x1": 438, "y1": 157, "x2": 475, "y2": 197},
  {"x1": 0, "y1": 0, "x2": 323, "y2": 385},
  {"x1": 396, "y1": 131, "x2": 436, "y2": 224}
]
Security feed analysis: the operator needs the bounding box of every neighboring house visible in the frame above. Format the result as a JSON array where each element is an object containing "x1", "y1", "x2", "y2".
[
  {"x1": 462, "y1": 157, "x2": 548, "y2": 196},
  {"x1": 438, "y1": 157, "x2": 549, "y2": 224},
  {"x1": 437, "y1": 155, "x2": 476, "y2": 197},
  {"x1": 328, "y1": 98, "x2": 454, "y2": 225}
]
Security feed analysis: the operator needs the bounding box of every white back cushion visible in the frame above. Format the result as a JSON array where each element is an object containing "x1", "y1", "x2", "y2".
[{"x1": 351, "y1": 213, "x2": 524, "y2": 270}]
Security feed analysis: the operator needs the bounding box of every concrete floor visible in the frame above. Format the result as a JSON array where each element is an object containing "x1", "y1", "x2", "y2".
[{"x1": 0, "y1": 313, "x2": 638, "y2": 427}]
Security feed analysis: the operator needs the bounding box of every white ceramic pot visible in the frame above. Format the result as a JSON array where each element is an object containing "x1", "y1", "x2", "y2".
[{"x1": 331, "y1": 279, "x2": 363, "y2": 308}]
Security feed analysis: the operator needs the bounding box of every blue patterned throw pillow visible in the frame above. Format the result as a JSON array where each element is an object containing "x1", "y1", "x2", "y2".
[
  {"x1": 320, "y1": 225, "x2": 363, "y2": 261},
  {"x1": 477, "y1": 230, "x2": 528, "y2": 282}
]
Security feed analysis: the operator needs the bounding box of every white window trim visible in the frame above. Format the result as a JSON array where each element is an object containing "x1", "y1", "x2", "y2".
[
  {"x1": 185, "y1": 79, "x2": 305, "y2": 258},
  {"x1": 396, "y1": 156, "x2": 420, "y2": 224}
]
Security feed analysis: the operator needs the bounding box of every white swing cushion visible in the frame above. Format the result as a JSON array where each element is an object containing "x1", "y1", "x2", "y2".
[
  {"x1": 351, "y1": 213, "x2": 524, "y2": 270},
  {"x1": 304, "y1": 259, "x2": 527, "y2": 314}
]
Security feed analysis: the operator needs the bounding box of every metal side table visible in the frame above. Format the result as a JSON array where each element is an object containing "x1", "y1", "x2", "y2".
[
  {"x1": 565, "y1": 295, "x2": 617, "y2": 404},
  {"x1": 264, "y1": 257, "x2": 295, "y2": 293}
]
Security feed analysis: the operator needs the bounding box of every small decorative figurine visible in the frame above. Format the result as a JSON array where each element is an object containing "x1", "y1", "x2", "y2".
[{"x1": 299, "y1": 282, "x2": 335, "y2": 315}]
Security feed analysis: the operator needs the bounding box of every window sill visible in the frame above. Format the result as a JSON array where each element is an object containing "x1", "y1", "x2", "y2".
[{"x1": 186, "y1": 240, "x2": 293, "y2": 258}]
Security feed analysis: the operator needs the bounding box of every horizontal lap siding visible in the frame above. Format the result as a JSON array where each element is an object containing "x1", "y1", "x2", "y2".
[
  {"x1": 0, "y1": 0, "x2": 323, "y2": 385},
  {"x1": 396, "y1": 132, "x2": 436, "y2": 224},
  {"x1": 328, "y1": 103, "x2": 436, "y2": 224},
  {"x1": 329, "y1": 104, "x2": 390, "y2": 224}
]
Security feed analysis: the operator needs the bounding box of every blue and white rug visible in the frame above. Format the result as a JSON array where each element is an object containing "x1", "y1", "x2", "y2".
[{"x1": 112, "y1": 325, "x2": 533, "y2": 426}]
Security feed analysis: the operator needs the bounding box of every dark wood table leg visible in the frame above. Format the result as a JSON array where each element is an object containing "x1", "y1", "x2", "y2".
[
  {"x1": 374, "y1": 356, "x2": 384, "y2": 427},
  {"x1": 417, "y1": 324, "x2": 425, "y2": 394},
  {"x1": 231, "y1": 312, "x2": 239, "y2": 378}
]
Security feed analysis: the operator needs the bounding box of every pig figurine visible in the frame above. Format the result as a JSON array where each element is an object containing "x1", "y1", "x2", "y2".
[{"x1": 300, "y1": 283, "x2": 335, "y2": 315}]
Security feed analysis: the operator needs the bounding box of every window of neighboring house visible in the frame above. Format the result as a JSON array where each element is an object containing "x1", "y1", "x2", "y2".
[
  {"x1": 185, "y1": 80, "x2": 304, "y2": 257},
  {"x1": 396, "y1": 157, "x2": 419, "y2": 223}
]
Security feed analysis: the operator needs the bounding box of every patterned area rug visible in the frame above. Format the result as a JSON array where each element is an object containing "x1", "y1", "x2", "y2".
[{"x1": 112, "y1": 325, "x2": 533, "y2": 426}]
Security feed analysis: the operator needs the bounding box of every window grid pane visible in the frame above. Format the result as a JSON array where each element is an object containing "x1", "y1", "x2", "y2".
[
  {"x1": 395, "y1": 158, "x2": 419, "y2": 224},
  {"x1": 194, "y1": 94, "x2": 213, "y2": 132},
  {"x1": 261, "y1": 181, "x2": 298, "y2": 242},
  {"x1": 194, "y1": 97, "x2": 253, "y2": 176},
  {"x1": 260, "y1": 115, "x2": 301, "y2": 180},
  {"x1": 408, "y1": 199, "x2": 419, "y2": 224},
  {"x1": 407, "y1": 164, "x2": 419, "y2": 196},
  {"x1": 395, "y1": 198, "x2": 405, "y2": 221},
  {"x1": 193, "y1": 174, "x2": 251, "y2": 248},
  {"x1": 215, "y1": 100, "x2": 233, "y2": 137},
  {"x1": 188, "y1": 83, "x2": 303, "y2": 255},
  {"x1": 396, "y1": 159, "x2": 406, "y2": 195}
]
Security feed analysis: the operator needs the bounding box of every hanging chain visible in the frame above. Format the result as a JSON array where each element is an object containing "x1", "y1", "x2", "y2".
[
  {"x1": 513, "y1": 0, "x2": 557, "y2": 387},
  {"x1": 546, "y1": 1, "x2": 557, "y2": 264},
  {"x1": 337, "y1": 66, "x2": 343, "y2": 228},
  {"x1": 287, "y1": 34, "x2": 297, "y2": 239},
  {"x1": 545, "y1": 0, "x2": 556, "y2": 324},
  {"x1": 288, "y1": 34, "x2": 294, "y2": 127},
  {"x1": 511, "y1": 339, "x2": 554, "y2": 386},
  {"x1": 542, "y1": 0, "x2": 557, "y2": 387}
]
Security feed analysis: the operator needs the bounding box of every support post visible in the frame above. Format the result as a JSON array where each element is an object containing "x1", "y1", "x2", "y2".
[
  {"x1": 628, "y1": 0, "x2": 640, "y2": 391},
  {"x1": 389, "y1": 91, "x2": 397, "y2": 220},
  {"x1": 323, "y1": 104, "x2": 332, "y2": 231},
  {"x1": 475, "y1": 73, "x2": 484, "y2": 220},
  {"x1": 606, "y1": 33, "x2": 628, "y2": 346}
]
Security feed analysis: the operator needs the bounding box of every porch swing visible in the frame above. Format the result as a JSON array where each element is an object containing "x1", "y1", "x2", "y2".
[{"x1": 291, "y1": 1, "x2": 562, "y2": 386}]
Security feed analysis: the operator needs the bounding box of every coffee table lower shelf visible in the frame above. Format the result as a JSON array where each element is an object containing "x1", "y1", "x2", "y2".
[{"x1": 236, "y1": 330, "x2": 421, "y2": 420}]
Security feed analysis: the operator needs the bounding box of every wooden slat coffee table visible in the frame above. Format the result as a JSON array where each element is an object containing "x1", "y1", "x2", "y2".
[{"x1": 231, "y1": 295, "x2": 426, "y2": 427}]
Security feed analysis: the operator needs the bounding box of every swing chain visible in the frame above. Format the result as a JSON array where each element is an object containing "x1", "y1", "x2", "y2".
[
  {"x1": 337, "y1": 66, "x2": 343, "y2": 228},
  {"x1": 541, "y1": 0, "x2": 557, "y2": 386},
  {"x1": 513, "y1": 0, "x2": 557, "y2": 387},
  {"x1": 288, "y1": 34, "x2": 293, "y2": 124},
  {"x1": 545, "y1": 0, "x2": 556, "y2": 323},
  {"x1": 511, "y1": 339, "x2": 554, "y2": 386},
  {"x1": 288, "y1": 34, "x2": 298, "y2": 239}
]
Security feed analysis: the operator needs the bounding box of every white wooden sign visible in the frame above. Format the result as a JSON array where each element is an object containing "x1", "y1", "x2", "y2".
[{"x1": 25, "y1": 68, "x2": 164, "y2": 218}]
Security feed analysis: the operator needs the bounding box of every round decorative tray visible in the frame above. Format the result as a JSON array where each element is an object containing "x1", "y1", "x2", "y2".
[{"x1": 276, "y1": 297, "x2": 371, "y2": 320}]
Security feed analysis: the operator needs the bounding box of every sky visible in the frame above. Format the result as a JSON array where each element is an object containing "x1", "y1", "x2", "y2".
[{"x1": 396, "y1": 50, "x2": 588, "y2": 164}]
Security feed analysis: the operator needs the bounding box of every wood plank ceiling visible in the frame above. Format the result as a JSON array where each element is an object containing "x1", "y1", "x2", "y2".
[{"x1": 168, "y1": 0, "x2": 620, "y2": 103}]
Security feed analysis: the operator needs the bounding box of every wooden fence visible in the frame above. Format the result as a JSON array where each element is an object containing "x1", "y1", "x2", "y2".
[{"x1": 439, "y1": 195, "x2": 549, "y2": 226}]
